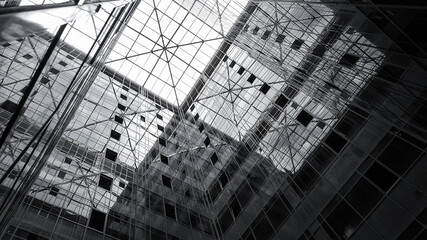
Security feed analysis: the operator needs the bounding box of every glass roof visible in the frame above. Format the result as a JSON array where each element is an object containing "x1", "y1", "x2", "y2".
[{"x1": 106, "y1": 0, "x2": 247, "y2": 106}]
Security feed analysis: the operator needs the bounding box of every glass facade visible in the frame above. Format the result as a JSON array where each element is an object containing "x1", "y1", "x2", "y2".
[{"x1": 0, "y1": 1, "x2": 426, "y2": 240}]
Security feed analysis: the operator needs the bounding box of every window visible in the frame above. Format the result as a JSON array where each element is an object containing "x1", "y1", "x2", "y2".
[
  {"x1": 66, "y1": 54, "x2": 74, "y2": 60},
  {"x1": 1, "y1": 100, "x2": 18, "y2": 113},
  {"x1": 247, "y1": 74, "x2": 256, "y2": 84},
  {"x1": 98, "y1": 174, "x2": 113, "y2": 191},
  {"x1": 275, "y1": 94, "x2": 289, "y2": 108},
  {"x1": 243, "y1": 25, "x2": 249, "y2": 32},
  {"x1": 160, "y1": 154, "x2": 168, "y2": 165},
  {"x1": 345, "y1": 177, "x2": 382, "y2": 217},
  {"x1": 365, "y1": 162, "x2": 398, "y2": 192},
  {"x1": 276, "y1": 34, "x2": 285, "y2": 44},
  {"x1": 325, "y1": 131, "x2": 347, "y2": 153},
  {"x1": 284, "y1": 86, "x2": 297, "y2": 99},
  {"x1": 261, "y1": 30, "x2": 271, "y2": 40},
  {"x1": 49, "y1": 67, "x2": 60, "y2": 74},
  {"x1": 155, "y1": 104, "x2": 161, "y2": 110},
  {"x1": 117, "y1": 103, "x2": 126, "y2": 111},
  {"x1": 291, "y1": 39, "x2": 304, "y2": 50},
  {"x1": 339, "y1": 53, "x2": 359, "y2": 68},
  {"x1": 222, "y1": 55, "x2": 228, "y2": 62},
  {"x1": 190, "y1": 104, "x2": 195, "y2": 111},
  {"x1": 230, "y1": 198, "x2": 242, "y2": 218},
  {"x1": 120, "y1": 94, "x2": 127, "y2": 100},
  {"x1": 159, "y1": 137, "x2": 166, "y2": 147},
  {"x1": 49, "y1": 186, "x2": 59, "y2": 196},
  {"x1": 157, "y1": 124, "x2": 164, "y2": 132},
  {"x1": 64, "y1": 157, "x2": 72, "y2": 164},
  {"x1": 252, "y1": 26, "x2": 260, "y2": 34},
  {"x1": 57, "y1": 170, "x2": 66, "y2": 179},
  {"x1": 323, "y1": 200, "x2": 362, "y2": 240},
  {"x1": 110, "y1": 130, "x2": 121, "y2": 141},
  {"x1": 119, "y1": 181, "x2": 125, "y2": 188},
  {"x1": 237, "y1": 66, "x2": 245, "y2": 75},
  {"x1": 194, "y1": 113, "x2": 199, "y2": 121},
  {"x1": 8, "y1": 170, "x2": 19, "y2": 179},
  {"x1": 40, "y1": 77, "x2": 50, "y2": 84},
  {"x1": 105, "y1": 148, "x2": 118, "y2": 162},
  {"x1": 259, "y1": 83, "x2": 270, "y2": 94},
  {"x1": 140, "y1": 115, "x2": 145, "y2": 122},
  {"x1": 199, "y1": 124, "x2": 204, "y2": 132},
  {"x1": 89, "y1": 209, "x2": 106, "y2": 231},
  {"x1": 211, "y1": 152, "x2": 218, "y2": 165},
  {"x1": 317, "y1": 121, "x2": 326, "y2": 129},
  {"x1": 114, "y1": 115, "x2": 123, "y2": 124},
  {"x1": 296, "y1": 110, "x2": 313, "y2": 127},
  {"x1": 164, "y1": 202, "x2": 176, "y2": 220},
  {"x1": 204, "y1": 136, "x2": 211, "y2": 147},
  {"x1": 58, "y1": 61, "x2": 67, "y2": 67},
  {"x1": 253, "y1": 216, "x2": 274, "y2": 240},
  {"x1": 162, "y1": 175, "x2": 172, "y2": 188},
  {"x1": 122, "y1": 85, "x2": 129, "y2": 91},
  {"x1": 229, "y1": 60, "x2": 236, "y2": 68},
  {"x1": 156, "y1": 114, "x2": 163, "y2": 120}
]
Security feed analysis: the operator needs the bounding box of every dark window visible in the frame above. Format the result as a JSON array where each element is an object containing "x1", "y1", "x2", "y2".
[
  {"x1": 230, "y1": 198, "x2": 242, "y2": 218},
  {"x1": 252, "y1": 26, "x2": 260, "y2": 34},
  {"x1": 204, "y1": 136, "x2": 210, "y2": 147},
  {"x1": 219, "y1": 208, "x2": 233, "y2": 233},
  {"x1": 259, "y1": 83, "x2": 270, "y2": 94},
  {"x1": 58, "y1": 61, "x2": 67, "y2": 67},
  {"x1": 199, "y1": 124, "x2": 204, "y2": 132},
  {"x1": 64, "y1": 157, "x2": 72, "y2": 164},
  {"x1": 122, "y1": 85, "x2": 129, "y2": 91},
  {"x1": 156, "y1": 113, "x2": 163, "y2": 120},
  {"x1": 57, "y1": 170, "x2": 66, "y2": 179},
  {"x1": 229, "y1": 60, "x2": 236, "y2": 68},
  {"x1": 247, "y1": 74, "x2": 256, "y2": 84},
  {"x1": 157, "y1": 125, "x2": 164, "y2": 132},
  {"x1": 275, "y1": 94, "x2": 289, "y2": 108},
  {"x1": 40, "y1": 77, "x2": 50, "y2": 84},
  {"x1": 119, "y1": 181, "x2": 125, "y2": 188},
  {"x1": 293, "y1": 163, "x2": 319, "y2": 193},
  {"x1": 296, "y1": 110, "x2": 313, "y2": 127},
  {"x1": 22, "y1": 54, "x2": 33, "y2": 59},
  {"x1": 165, "y1": 202, "x2": 176, "y2": 220},
  {"x1": 49, "y1": 67, "x2": 60, "y2": 74},
  {"x1": 159, "y1": 137, "x2": 166, "y2": 147},
  {"x1": 176, "y1": 206, "x2": 190, "y2": 226},
  {"x1": 238, "y1": 66, "x2": 245, "y2": 75},
  {"x1": 313, "y1": 45, "x2": 326, "y2": 58},
  {"x1": 317, "y1": 121, "x2": 326, "y2": 129},
  {"x1": 323, "y1": 200, "x2": 362, "y2": 240},
  {"x1": 276, "y1": 34, "x2": 285, "y2": 44},
  {"x1": 162, "y1": 175, "x2": 171, "y2": 188},
  {"x1": 339, "y1": 53, "x2": 359, "y2": 68},
  {"x1": 49, "y1": 186, "x2": 59, "y2": 196},
  {"x1": 222, "y1": 55, "x2": 228, "y2": 62},
  {"x1": 396, "y1": 221, "x2": 424, "y2": 240},
  {"x1": 211, "y1": 152, "x2": 218, "y2": 165},
  {"x1": 365, "y1": 162, "x2": 398, "y2": 192},
  {"x1": 105, "y1": 148, "x2": 118, "y2": 162},
  {"x1": 291, "y1": 39, "x2": 304, "y2": 50},
  {"x1": 8, "y1": 170, "x2": 19, "y2": 179},
  {"x1": 89, "y1": 209, "x2": 106, "y2": 231},
  {"x1": 261, "y1": 30, "x2": 271, "y2": 40},
  {"x1": 98, "y1": 174, "x2": 113, "y2": 191},
  {"x1": 20, "y1": 86, "x2": 28, "y2": 93},
  {"x1": 160, "y1": 154, "x2": 168, "y2": 165},
  {"x1": 284, "y1": 86, "x2": 297, "y2": 99},
  {"x1": 66, "y1": 55, "x2": 74, "y2": 60},
  {"x1": 266, "y1": 196, "x2": 291, "y2": 229},
  {"x1": 120, "y1": 94, "x2": 127, "y2": 100},
  {"x1": 345, "y1": 177, "x2": 383, "y2": 217},
  {"x1": 1, "y1": 100, "x2": 18, "y2": 113},
  {"x1": 140, "y1": 115, "x2": 145, "y2": 122},
  {"x1": 190, "y1": 104, "x2": 195, "y2": 111},
  {"x1": 114, "y1": 115, "x2": 123, "y2": 124},
  {"x1": 325, "y1": 131, "x2": 347, "y2": 153},
  {"x1": 219, "y1": 172, "x2": 228, "y2": 188},
  {"x1": 110, "y1": 130, "x2": 121, "y2": 141},
  {"x1": 253, "y1": 216, "x2": 274, "y2": 240},
  {"x1": 117, "y1": 103, "x2": 126, "y2": 111},
  {"x1": 194, "y1": 113, "x2": 199, "y2": 121}
]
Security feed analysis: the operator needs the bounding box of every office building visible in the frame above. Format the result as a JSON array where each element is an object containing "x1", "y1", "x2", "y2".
[{"x1": 0, "y1": 0, "x2": 426, "y2": 239}]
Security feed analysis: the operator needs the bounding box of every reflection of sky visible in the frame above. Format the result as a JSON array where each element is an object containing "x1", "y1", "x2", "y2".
[{"x1": 106, "y1": 0, "x2": 247, "y2": 106}]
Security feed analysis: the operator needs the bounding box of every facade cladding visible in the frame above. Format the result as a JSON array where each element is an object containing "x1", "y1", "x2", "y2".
[{"x1": 0, "y1": 0, "x2": 426, "y2": 240}]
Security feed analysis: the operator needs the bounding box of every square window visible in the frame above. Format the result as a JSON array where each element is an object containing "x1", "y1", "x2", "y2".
[
  {"x1": 194, "y1": 113, "x2": 199, "y2": 121},
  {"x1": 40, "y1": 77, "x2": 50, "y2": 84},
  {"x1": 165, "y1": 202, "x2": 176, "y2": 220},
  {"x1": 160, "y1": 154, "x2": 168, "y2": 165},
  {"x1": 296, "y1": 110, "x2": 313, "y2": 127},
  {"x1": 259, "y1": 83, "x2": 270, "y2": 94},
  {"x1": 89, "y1": 209, "x2": 106, "y2": 231},
  {"x1": 22, "y1": 54, "x2": 33, "y2": 59},
  {"x1": 317, "y1": 121, "x2": 326, "y2": 129},
  {"x1": 199, "y1": 124, "x2": 204, "y2": 132},
  {"x1": 98, "y1": 174, "x2": 113, "y2": 191},
  {"x1": 291, "y1": 39, "x2": 304, "y2": 50},
  {"x1": 339, "y1": 53, "x2": 359, "y2": 68},
  {"x1": 313, "y1": 45, "x2": 326, "y2": 58},
  {"x1": 49, "y1": 67, "x2": 60, "y2": 75},
  {"x1": 20, "y1": 86, "x2": 28, "y2": 93},
  {"x1": 1, "y1": 100, "x2": 18, "y2": 113},
  {"x1": 57, "y1": 170, "x2": 66, "y2": 179},
  {"x1": 105, "y1": 148, "x2": 118, "y2": 162},
  {"x1": 120, "y1": 94, "x2": 127, "y2": 100},
  {"x1": 8, "y1": 170, "x2": 19, "y2": 179},
  {"x1": 157, "y1": 124, "x2": 164, "y2": 132},
  {"x1": 66, "y1": 55, "x2": 74, "y2": 60},
  {"x1": 140, "y1": 115, "x2": 145, "y2": 122},
  {"x1": 261, "y1": 30, "x2": 271, "y2": 40},
  {"x1": 58, "y1": 61, "x2": 67, "y2": 67},
  {"x1": 159, "y1": 137, "x2": 166, "y2": 147},
  {"x1": 162, "y1": 175, "x2": 171, "y2": 188},
  {"x1": 2, "y1": 42, "x2": 11, "y2": 47},
  {"x1": 325, "y1": 131, "x2": 347, "y2": 153},
  {"x1": 118, "y1": 103, "x2": 126, "y2": 111},
  {"x1": 276, "y1": 34, "x2": 285, "y2": 44},
  {"x1": 156, "y1": 113, "x2": 163, "y2": 120},
  {"x1": 49, "y1": 186, "x2": 60, "y2": 196},
  {"x1": 365, "y1": 162, "x2": 398, "y2": 192},
  {"x1": 284, "y1": 86, "x2": 297, "y2": 99},
  {"x1": 114, "y1": 115, "x2": 123, "y2": 124},
  {"x1": 247, "y1": 74, "x2": 256, "y2": 84},
  {"x1": 110, "y1": 130, "x2": 121, "y2": 141},
  {"x1": 190, "y1": 104, "x2": 195, "y2": 111},
  {"x1": 229, "y1": 60, "x2": 236, "y2": 68},
  {"x1": 204, "y1": 136, "x2": 210, "y2": 147},
  {"x1": 275, "y1": 94, "x2": 289, "y2": 108},
  {"x1": 119, "y1": 181, "x2": 125, "y2": 188},
  {"x1": 156, "y1": 104, "x2": 161, "y2": 110},
  {"x1": 237, "y1": 66, "x2": 245, "y2": 75},
  {"x1": 64, "y1": 157, "x2": 72, "y2": 164},
  {"x1": 122, "y1": 85, "x2": 129, "y2": 91},
  {"x1": 211, "y1": 152, "x2": 218, "y2": 165},
  {"x1": 252, "y1": 26, "x2": 260, "y2": 34}
]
